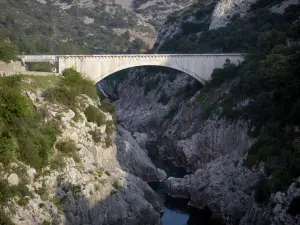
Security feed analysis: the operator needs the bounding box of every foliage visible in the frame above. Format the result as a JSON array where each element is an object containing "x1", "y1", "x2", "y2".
[
  {"x1": 160, "y1": 2, "x2": 300, "y2": 198},
  {"x1": 28, "y1": 62, "x2": 53, "y2": 72},
  {"x1": 56, "y1": 139, "x2": 80, "y2": 163},
  {"x1": 43, "y1": 68, "x2": 98, "y2": 108},
  {"x1": 104, "y1": 136, "x2": 113, "y2": 148},
  {"x1": 160, "y1": 5, "x2": 300, "y2": 54},
  {"x1": 89, "y1": 129, "x2": 102, "y2": 143},
  {"x1": 0, "y1": 180, "x2": 32, "y2": 206},
  {"x1": 204, "y1": 59, "x2": 238, "y2": 90},
  {"x1": 0, "y1": 0, "x2": 141, "y2": 54},
  {"x1": 0, "y1": 209, "x2": 14, "y2": 225},
  {"x1": 100, "y1": 100, "x2": 116, "y2": 115},
  {"x1": 112, "y1": 180, "x2": 122, "y2": 191},
  {"x1": 84, "y1": 105, "x2": 106, "y2": 126},
  {"x1": 0, "y1": 39, "x2": 18, "y2": 63},
  {"x1": 207, "y1": 33, "x2": 300, "y2": 195},
  {"x1": 0, "y1": 76, "x2": 60, "y2": 169}
]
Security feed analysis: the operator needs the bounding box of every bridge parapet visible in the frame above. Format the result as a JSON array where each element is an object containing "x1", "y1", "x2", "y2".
[{"x1": 19, "y1": 55, "x2": 58, "y2": 63}]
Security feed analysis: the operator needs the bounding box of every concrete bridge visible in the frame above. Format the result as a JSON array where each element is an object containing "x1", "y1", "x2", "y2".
[{"x1": 19, "y1": 54, "x2": 244, "y2": 83}]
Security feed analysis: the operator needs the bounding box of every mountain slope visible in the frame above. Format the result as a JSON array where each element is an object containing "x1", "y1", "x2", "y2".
[{"x1": 102, "y1": 0, "x2": 300, "y2": 224}]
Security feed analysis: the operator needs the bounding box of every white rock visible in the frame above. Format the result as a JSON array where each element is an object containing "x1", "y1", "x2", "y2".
[{"x1": 7, "y1": 173, "x2": 19, "y2": 185}]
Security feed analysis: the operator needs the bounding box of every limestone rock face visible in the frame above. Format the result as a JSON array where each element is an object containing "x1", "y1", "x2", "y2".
[
  {"x1": 7, "y1": 173, "x2": 19, "y2": 185},
  {"x1": 6, "y1": 87, "x2": 162, "y2": 225},
  {"x1": 209, "y1": 0, "x2": 258, "y2": 30},
  {"x1": 117, "y1": 126, "x2": 166, "y2": 182},
  {"x1": 133, "y1": 132, "x2": 148, "y2": 150},
  {"x1": 164, "y1": 149, "x2": 265, "y2": 223},
  {"x1": 270, "y1": 177, "x2": 300, "y2": 225}
]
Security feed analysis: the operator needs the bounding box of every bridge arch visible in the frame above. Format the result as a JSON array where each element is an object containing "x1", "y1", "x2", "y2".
[{"x1": 58, "y1": 54, "x2": 244, "y2": 84}]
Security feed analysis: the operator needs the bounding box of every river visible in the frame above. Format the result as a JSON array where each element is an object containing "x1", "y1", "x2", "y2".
[{"x1": 147, "y1": 142, "x2": 224, "y2": 225}]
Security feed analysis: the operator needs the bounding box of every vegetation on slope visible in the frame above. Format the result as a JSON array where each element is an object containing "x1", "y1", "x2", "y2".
[
  {"x1": 0, "y1": 40, "x2": 117, "y2": 221},
  {"x1": 0, "y1": 0, "x2": 148, "y2": 54},
  {"x1": 160, "y1": 1, "x2": 300, "y2": 202},
  {"x1": 0, "y1": 38, "x2": 18, "y2": 62}
]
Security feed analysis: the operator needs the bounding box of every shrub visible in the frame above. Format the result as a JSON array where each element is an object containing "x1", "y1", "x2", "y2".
[
  {"x1": 43, "y1": 68, "x2": 98, "y2": 108},
  {"x1": 0, "y1": 136, "x2": 16, "y2": 165},
  {"x1": 89, "y1": 129, "x2": 102, "y2": 143},
  {"x1": 28, "y1": 62, "x2": 53, "y2": 72},
  {"x1": 112, "y1": 180, "x2": 122, "y2": 191},
  {"x1": 84, "y1": 105, "x2": 106, "y2": 126},
  {"x1": 0, "y1": 209, "x2": 14, "y2": 225},
  {"x1": 104, "y1": 136, "x2": 113, "y2": 148},
  {"x1": 0, "y1": 180, "x2": 32, "y2": 206},
  {"x1": 0, "y1": 39, "x2": 18, "y2": 63},
  {"x1": 11, "y1": 119, "x2": 59, "y2": 169},
  {"x1": 50, "y1": 154, "x2": 66, "y2": 171},
  {"x1": 0, "y1": 82, "x2": 33, "y2": 124},
  {"x1": 56, "y1": 139, "x2": 77, "y2": 155},
  {"x1": 100, "y1": 100, "x2": 116, "y2": 115},
  {"x1": 105, "y1": 120, "x2": 115, "y2": 136},
  {"x1": 56, "y1": 139, "x2": 80, "y2": 163}
]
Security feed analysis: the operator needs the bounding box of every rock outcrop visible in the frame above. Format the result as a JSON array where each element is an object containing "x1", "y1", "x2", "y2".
[{"x1": 2, "y1": 77, "x2": 163, "y2": 225}]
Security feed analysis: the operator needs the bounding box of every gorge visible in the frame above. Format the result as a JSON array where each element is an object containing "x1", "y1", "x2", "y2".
[{"x1": 0, "y1": 0, "x2": 300, "y2": 225}]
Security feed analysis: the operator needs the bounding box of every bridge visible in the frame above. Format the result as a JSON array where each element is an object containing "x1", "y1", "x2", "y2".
[{"x1": 19, "y1": 54, "x2": 244, "y2": 83}]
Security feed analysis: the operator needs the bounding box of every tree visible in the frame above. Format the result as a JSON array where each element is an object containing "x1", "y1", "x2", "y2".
[{"x1": 0, "y1": 39, "x2": 18, "y2": 62}]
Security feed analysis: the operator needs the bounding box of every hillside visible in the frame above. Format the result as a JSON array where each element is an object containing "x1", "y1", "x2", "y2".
[
  {"x1": 0, "y1": 0, "x2": 197, "y2": 54},
  {"x1": 102, "y1": 0, "x2": 300, "y2": 224},
  {"x1": 0, "y1": 0, "x2": 156, "y2": 54}
]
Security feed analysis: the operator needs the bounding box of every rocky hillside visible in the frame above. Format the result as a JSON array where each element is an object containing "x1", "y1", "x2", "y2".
[
  {"x1": 0, "y1": 0, "x2": 197, "y2": 54},
  {"x1": 132, "y1": 0, "x2": 197, "y2": 29},
  {"x1": 0, "y1": 0, "x2": 155, "y2": 54},
  {"x1": 102, "y1": 0, "x2": 300, "y2": 224},
  {"x1": 0, "y1": 67, "x2": 167, "y2": 225}
]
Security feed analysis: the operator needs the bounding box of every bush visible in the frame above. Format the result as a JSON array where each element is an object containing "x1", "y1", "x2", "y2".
[
  {"x1": 43, "y1": 68, "x2": 98, "y2": 108},
  {"x1": 0, "y1": 76, "x2": 60, "y2": 169},
  {"x1": 0, "y1": 81, "x2": 33, "y2": 124},
  {"x1": 0, "y1": 180, "x2": 32, "y2": 206},
  {"x1": 84, "y1": 105, "x2": 106, "y2": 126},
  {"x1": 89, "y1": 129, "x2": 102, "y2": 143},
  {"x1": 104, "y1": 136, "x2": 113, "y2": 148},
  {"x1": 0, "y1": 136, "x2": 16, "y2": 165},
  {"x1": 0, "y1": 209, "x2": 14, "y2": 225},
  {"x1": 56, "y1": 139, "x2": 80, "y2": 163},
  {"x1": 0, "y1": 39, "x2": 18, "y2": 63},
  {"x1": 50, "y1": 154, "x2": 66, "y2": 170},
  {"x1": 100, "y1": 100, "x2": 116, "y2": 115},
  {"x1": 28, "y1": 62, "x2": 53, "y2": 72}
]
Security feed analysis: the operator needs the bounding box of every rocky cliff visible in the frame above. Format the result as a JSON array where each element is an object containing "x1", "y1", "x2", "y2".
[
  {"x1": 0, "y1": 73, "x2": 165, "y2": 225},
  {"x1": 102, "y1": 0, "x2": 300, "y2": 224}
]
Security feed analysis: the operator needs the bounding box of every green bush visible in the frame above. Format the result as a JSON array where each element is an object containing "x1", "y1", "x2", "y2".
[
  {"x1": 0, "y1": 76, "x2": 60, "y2": 169},
  {"x1": 84, "y1": 105, "x2": 106, "y2": 126},
  {"x1": 56, "y1": 139, "x2": 80, "y2": 163},
  {"x1": 104, "y1": 136, "x2": 113, "y2": 148},
  {"x1": 0, "y1": 136, "x2": 16, "y2": 165},
  {"x1": 0, "y1": 209, "x2": 14, "y2": 225},
  {"x1": 0, "y1": 39, "x2": 18, "y2": 63},
  {"x1": 50, "y1": 154, "x2": 66, "y2": 171},
  {"x1": 89, "y1": 129, "x2": 102, "y2": 143},
  {"x1": 100, "y1": 100, "x2": 116, "y2": 115},
  {"x1": 43, "y1": 68, "x2": 98, "y2": 108},
  {"x1": 28, "y1": 62, "x2": 53, "y2": 72},
  {"x1": 105, "y1": 120, "x2": 115, "y2": 136},
  {"x1": 0, "y1": 180, "x2": 32, "y2": 206}
]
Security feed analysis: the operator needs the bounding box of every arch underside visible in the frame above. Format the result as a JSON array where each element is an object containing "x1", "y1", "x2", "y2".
[{"x1": 92, "y1": 63, "x2": 205, "y2": 84}]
